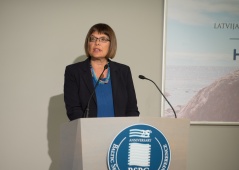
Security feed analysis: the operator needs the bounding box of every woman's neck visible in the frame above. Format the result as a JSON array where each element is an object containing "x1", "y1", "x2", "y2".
[
  {"x1": 90, "y1": 57, "x2": 108, "y2": 69},
  {"x1": 90, "y1": 58, "x2": 108, "y2": 78}
]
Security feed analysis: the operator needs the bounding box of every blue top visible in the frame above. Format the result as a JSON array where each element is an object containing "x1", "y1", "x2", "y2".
[{"x1": 91, "y1": 67, "x2": 115, "y2": 117}]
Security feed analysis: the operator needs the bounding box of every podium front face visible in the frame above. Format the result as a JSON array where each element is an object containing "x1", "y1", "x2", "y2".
[{"x1": 60, "y1": 117, "x2": 190, "y2": 170}]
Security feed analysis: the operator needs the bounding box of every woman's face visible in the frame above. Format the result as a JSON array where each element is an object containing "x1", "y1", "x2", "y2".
[{"x1": 88, "y1": 31, "x2": 110, "y2": 59}]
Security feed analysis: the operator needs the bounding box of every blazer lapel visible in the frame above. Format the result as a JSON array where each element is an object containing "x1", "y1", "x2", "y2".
[
  {"x1": 109, "y1": 61, "x2": 121, "y2": 116},
  {"x1": 81, "y1": 58, "x2": 97, "y2": 104}
]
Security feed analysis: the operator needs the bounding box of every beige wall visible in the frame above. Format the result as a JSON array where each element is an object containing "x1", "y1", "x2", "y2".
[
  {"x1": 0, "y1": 0, "x2": 238, "y2": 170},
  {"x1": 188, "y1": 124, "x2": 239, "y2": 170}
]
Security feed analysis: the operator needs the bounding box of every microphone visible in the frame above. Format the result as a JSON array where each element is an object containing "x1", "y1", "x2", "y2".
[
  {"x1": 139, "y1": 75, "x2": 177, "y2": 118},
  {"x1": 84, "y1": 64, "x2": 109, "y2": 118}
]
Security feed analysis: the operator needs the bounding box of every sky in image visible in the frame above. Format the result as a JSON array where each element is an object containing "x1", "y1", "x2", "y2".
[{"x1": 166, "y1": 0, "x2": 239, "y2": 66}]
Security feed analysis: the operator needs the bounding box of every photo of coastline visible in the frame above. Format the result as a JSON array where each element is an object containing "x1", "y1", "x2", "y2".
[{"x1": 164, "y1": 66, "x2": 239, "y2": 122}]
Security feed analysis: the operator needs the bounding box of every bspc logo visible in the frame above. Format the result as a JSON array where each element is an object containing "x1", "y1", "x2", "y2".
[{"x1": 107, "y1": 124, "x2": 171, "y2": 170}]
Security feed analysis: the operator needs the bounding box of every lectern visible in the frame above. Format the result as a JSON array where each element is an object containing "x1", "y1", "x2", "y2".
[{"x1": 60, "y1": 117, "x2": 190, "y2": 170}]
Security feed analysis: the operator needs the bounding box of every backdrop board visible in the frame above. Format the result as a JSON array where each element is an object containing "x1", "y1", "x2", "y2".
[
  {"x1": 60, "y1": 117, "x2": 190, "y2": 170},
  {"x1": 163, "y1": 0, "x2": 239, "y2": 124}
]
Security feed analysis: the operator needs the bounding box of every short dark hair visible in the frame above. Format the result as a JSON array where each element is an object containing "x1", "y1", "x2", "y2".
[{"x1": 84, "y1": 23, "x2": 117, "y2": 59}]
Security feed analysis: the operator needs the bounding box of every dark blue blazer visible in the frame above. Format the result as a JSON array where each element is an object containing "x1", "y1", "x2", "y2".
[{"x1": 64, "y1": 58, "x2": 139, "y2": 121}]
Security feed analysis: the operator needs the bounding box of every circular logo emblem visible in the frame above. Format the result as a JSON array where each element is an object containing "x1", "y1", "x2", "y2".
[{"x1": 107, "y1": 124, "x2": 171, "y2": 170}]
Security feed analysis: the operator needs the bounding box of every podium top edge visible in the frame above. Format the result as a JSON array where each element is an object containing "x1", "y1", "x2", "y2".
[{"x1": 69, "y1": 116, "x2": 190, "y2": 124}]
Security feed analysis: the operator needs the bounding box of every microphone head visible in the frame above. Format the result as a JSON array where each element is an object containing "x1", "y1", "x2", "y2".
[
  {"x1": 104, "y1": 64, "x2": 109, "y2": 70},
  {"x1": 139, "y1": 75, "x2": 146, "y2": 79}
]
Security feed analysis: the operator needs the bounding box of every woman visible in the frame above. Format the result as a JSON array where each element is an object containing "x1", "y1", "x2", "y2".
[{"x1": 64, "y1": 23, "x2": 139, "y2": 121}]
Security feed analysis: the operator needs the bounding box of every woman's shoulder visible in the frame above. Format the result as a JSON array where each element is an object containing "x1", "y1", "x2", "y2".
[{"x1": 65, "y1": 59, "x2": 89, "y2": 71}]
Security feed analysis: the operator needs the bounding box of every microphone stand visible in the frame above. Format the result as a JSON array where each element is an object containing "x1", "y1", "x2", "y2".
[
  {"x1": 139, "y1": 75, "x2": 177, "y2": 118},
  {"x1": 84, "y1": 64, "x2": 108, "y2": 118}
]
